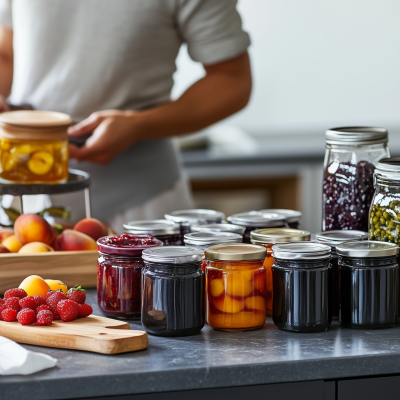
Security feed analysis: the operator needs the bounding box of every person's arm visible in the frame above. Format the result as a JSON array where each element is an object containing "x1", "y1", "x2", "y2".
[
  {"x1": 68, "y1": 52, "x2": 252, "y2": 164},
  {"x1": 0, "y1": 24, "x2": 13, "y2": 110}
]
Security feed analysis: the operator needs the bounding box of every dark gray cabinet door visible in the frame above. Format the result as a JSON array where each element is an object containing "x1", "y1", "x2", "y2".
[{"x1": 339, "y1": 376, "x2": 400, "y2": 400}]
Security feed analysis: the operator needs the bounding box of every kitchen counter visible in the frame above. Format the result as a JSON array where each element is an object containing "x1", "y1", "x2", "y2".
[{"x1": 2, "y1": 290, "x2": 400, "y2": 400}]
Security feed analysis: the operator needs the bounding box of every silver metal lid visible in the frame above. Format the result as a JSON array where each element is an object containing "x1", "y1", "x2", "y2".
[
  {"x1": 191, "y1": 223, "x2": 246, "y2": 236},
  {"x1": 336, "y1": 240, "x2": 399, "y2": 258},
  {"x1": 164, "y1": 209, "x2": 225, "y2": 225},
  {"x1": 205, "y1": 243, "x2": 266, "y2": 261},
  {"x1": 272, "y1": 242, "x2": 331, "y2": 260},
  {"x1": 142, "y1": 246, "x2": 204, "y2": 264},
  {"x1": 250, "y1": 228, "x2": 311, "y2": 244},
  {"x1": 123, "y1": 219, "x2": 180, "y2": 235},
  {"x1": 259, "y1": 209, "x2": 302, "y2": 223},
  {"x1": 325, "y1": 127, "x2": 388, "y2": 145},
  {"x1": 375, "y1": 158, "x2": 400, "y2": 181},
  {"x1": 315, "y1": 230, "x2": 369, "y2": 248},
  {"x1": 227, "y1": 211, "x2": 286, "y2": 228},
  {"x1": 184, "y1": 231, "x2": 242, "y2": 247}
]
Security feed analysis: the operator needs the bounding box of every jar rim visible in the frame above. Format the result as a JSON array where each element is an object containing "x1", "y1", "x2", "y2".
[
  {"x1": 164, "y1": 209, "x2": 225, "y2": 224},
  {"x1": 227, "y1": 211, "x2": 286, "y2": 227},
  {"x1": 325, "y1": 126, "x2": 388, "y2": 145},
  {"x1": 142, "y1": 246, "x2": 204, "y2": 264},
  {"x1": 123, "y1": 219, "x2": 180, "y2": 235},
  {"x1": 258, "y1": 209, "x2": 301, "y2": 223},
  {"x1": 250, "y1": 228, "x2": 310, "y2": 244},
  {"x1": 315, "y1": 230, "x2": 368, "y2": 248},
  {"x1": 191, "y1": 223, "x2": 245, "y2": 235},
  {"x1": 205, "y1": 243, "x2": 266, "y2": 260},
  {"x1": 336, "y1": 240, "x2": 399, "y2": 257},
  {"x1": 184, "y1": 231, "x2": 242, "y2": 246},
  {"x1": 272, "y1": 242, "x2": 331, "y2": 260}
]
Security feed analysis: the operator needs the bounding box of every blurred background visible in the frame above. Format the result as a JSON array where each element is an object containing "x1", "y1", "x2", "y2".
[{"x1": 173, "y1": 0, "x2": 400, "y2": 233}]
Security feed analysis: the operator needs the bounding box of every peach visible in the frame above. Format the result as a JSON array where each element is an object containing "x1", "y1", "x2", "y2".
[
  {"x1": 225, "y1": 273, "x2": 253, "y2": 297},
  {"x1": 19, "y1": 242, "x2": 54, "y2": 254},
  {"x1": 19, "y1": 275, "x2": 50, "y2": 297},
  {"x1": 0, "y1": 228, "x2": 14, "y2": 243},
  {"x1": 0, "y1": 243, "x2": 10, "y2": 253},
  {"x1": 45, "y1": 279, "x2": 67, "y2": 294},
  {"x1": 74, "y1": 218, "x2": 107, "y2": 241},
  {"x1": 54, "y1": 229, "x2": 97, "y2": 251},
  {"x1": 210, "y1": 278, "x2": 224, "y2": 297},
  {"x1": 2, "y1": 234, "x2": 22, "y2": 253},
  {"x1": 14, "y1": 214, "x2": 55, "y2": 245},
  {"x1": 244, "y1": 296, "x2": 266, "y2": 312},
  {"x1": 213, "y1": 295, "x2": 244, "y2": 314}
]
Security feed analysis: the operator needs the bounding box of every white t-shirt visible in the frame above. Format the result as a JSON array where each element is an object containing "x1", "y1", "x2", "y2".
[{"x1": 0, "y1": 0, "x2": 250, "y2": 219}]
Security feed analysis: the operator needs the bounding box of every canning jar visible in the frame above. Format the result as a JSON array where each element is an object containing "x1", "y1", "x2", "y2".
[
  {"x1": 322, "y1": 127, "x2": 389, "y2": 231},
  {"x1": 0, "y1": 110, "x2": 71, "y2": 184},
  {"x1": 227, "y1": 211, "x2": 286, "y2": 244},
  {"x1": 337, "y1": 240, "x2": 399, "y2": 329},
  {"x1": 250, "y1": 228, "x2": 311, "y2": 316},
  {"x1": 272, "y1": 243, "x2": 332, "y2": 333},
  {"x1": 205, "y1": 243, "x2": 267, "y2": 332},
  {"x1": 191, "y1": 223, "x2": 246, "y2": 236},
  {"x1": 259, "y1": 209, "x2": 302, "y2": 229},
  {"x1": 97, "y1": 234, "x2": 163, "y2": 319},
  {"x1": 141, "y1": 246, "x2": 205, "y2": 337},
  {"x1": 123, "y1": 219, "x2": 182, "y2": 246}
]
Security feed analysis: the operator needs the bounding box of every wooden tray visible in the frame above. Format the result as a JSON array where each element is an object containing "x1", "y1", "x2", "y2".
[
  {"x1": 0, "y1": 250, "x2": 98, "y2": 294},
  {"x1": 0, "y1": 315, "x2": 148, "y2": 354}
]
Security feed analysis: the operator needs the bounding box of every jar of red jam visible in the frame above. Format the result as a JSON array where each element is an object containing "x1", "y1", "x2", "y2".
[
  {"x1": 97, "y1": 234, "x2": 163, "y2": 319},
  {"x1": 123, "y1": 219, "x2": 182, "y2": 246},
  {"x1": 259, "y1": 209, "x2": 302, "y2": 229}
]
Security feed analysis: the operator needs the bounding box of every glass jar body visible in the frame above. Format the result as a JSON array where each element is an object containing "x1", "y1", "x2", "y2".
[
  {"x1": 141, "y1": 262, "x2": 204, "y2": 337},
  {"x1": 272, "y1": 258, "x2": 332, "y2": 333},
  {"x1": 322, "y1": 143, "x2": 389, "y2": 231},
  {"x1": 206, "y1": 259, "x2": 267, "y2": 331},
  {"x1": 339, "y1": 255, "x2": 398, "y2": 328},
  {"x1": 97, "y1": 253, "x2": 144, "y2": 319}
]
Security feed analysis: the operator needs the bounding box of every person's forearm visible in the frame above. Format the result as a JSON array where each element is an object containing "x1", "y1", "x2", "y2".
[{"x1": 0, "y1": 26, "x2": 13, "y2": 97}]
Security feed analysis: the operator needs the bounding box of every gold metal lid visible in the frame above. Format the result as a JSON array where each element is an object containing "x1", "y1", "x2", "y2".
[
  {"x1": 205, "y1": 243, "x2": 266, "y2": 261},
  {"x1": 0, "y1": 110, "x2": 72, "y2": 127},
  {"x1": 250, "y1": 228, "x2": 311, "y2": 244}
]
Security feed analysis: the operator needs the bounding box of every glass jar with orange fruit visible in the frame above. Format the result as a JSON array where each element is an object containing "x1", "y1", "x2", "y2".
[
  {"x1": 250, "y1": 228, "x2": 311, "y2": 316},
  {"x1": 205, "y1": 243, "x2": 267, "y2": 331}
]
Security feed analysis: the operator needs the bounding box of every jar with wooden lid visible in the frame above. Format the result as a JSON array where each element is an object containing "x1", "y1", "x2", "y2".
[{"x1": 0, "y1": 110, "x2": 72, "y2": 184}]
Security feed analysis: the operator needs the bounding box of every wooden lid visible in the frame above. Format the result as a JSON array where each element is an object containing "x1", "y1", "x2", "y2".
[{"x1": 0, "y1": 111, "x2": 72, "y2": 128}]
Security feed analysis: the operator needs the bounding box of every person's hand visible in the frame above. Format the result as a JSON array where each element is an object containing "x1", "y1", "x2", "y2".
[
  {"x1": 68, "y1": 110, "x2": 143, "y2": 164},
  {"x1": 0, "y1": 95, "x2": 10, "y2": 112}
]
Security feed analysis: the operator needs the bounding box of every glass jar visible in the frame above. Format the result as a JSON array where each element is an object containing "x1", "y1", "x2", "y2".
[
  {"x1": 315, "y1": 230, "x2": 368, "y2": 319},
  {"x1": 0, "y1": 110, "x2": 71, "y2": 184},
  {"x1": 123, "y1": 219, "x2": 182, "y2": 246},
  {"x1": 97, "y1": 234, "x2": 163, "y2": 319},
  {"x1": 141, "y1": 246, "x2": 205, "y2": 337},
  {"x1": 322, "y1": 127, "x2": 389, "y2": 231},
  {"x1": 250, "y1": 228, "x2": 311, "y2": 316},
  {"x1": 205, "y1": 243, "x2": 267, "y2": 332},
  {"x1": 259, "y1": 209, "x2": 302, "y2": 229},
  {"x1": 337, "y1": 240, "x2": 399, "y2": 329},
  {"x1": 272, "y1": 243, "x2": 332, "y2": 333},
  {"x1": 227, "y1": 211, "x2": 286, "y2": 244},
  {"x1": 191, "y1": 223, "x2": 246, "y2": 237}
]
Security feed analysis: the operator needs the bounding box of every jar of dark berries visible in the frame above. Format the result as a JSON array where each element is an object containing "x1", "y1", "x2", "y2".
[
  {"x1": 322, "y1": 127, "x2": 389, "y2": 232},
  {"x1": 97, "y1": 234, "x2": 163, "y2": 319}
]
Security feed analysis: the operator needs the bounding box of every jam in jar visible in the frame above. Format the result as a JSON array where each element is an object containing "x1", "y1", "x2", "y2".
[{"x1": 97, "y1": 234, "x2": 162, "y2": 319}]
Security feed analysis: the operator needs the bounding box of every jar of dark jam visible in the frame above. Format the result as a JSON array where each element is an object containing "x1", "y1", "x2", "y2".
[
  {"x1": 250, "y1": 228, "x2": 311, "y2": 316},
  {"x1": 141, "y1": 246, "x2": 205, "y2": 337},
  {"x1": 123, "y1": 219, "x2": 182, "y2": 246},
  {"x1": 97, "y1": 234, "x2": 163, "y2": 319},
  {"x1": 315, "y1": 230, "x2": 368, "y2": 318},
  {"x1": 323, "y1": 127, "x2": 389, "y2": 232},
  {"x1": 337, "y1": 240, "x2": 399, "y2": 329},
  {"x1": 259, "y1": 209, "x2": 302, "y2": 229},
  {"x1": 272, "y1": 242, "x2": 332, "y2": 333},
  {"x1": 191, "y1": 223, "x2": 246, "y2": 237},
  {"x1": 227, "y1": 211, "x2": 286, "y2": 244}
]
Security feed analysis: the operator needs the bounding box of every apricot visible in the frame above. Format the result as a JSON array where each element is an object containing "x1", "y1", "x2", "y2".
[
  {"x1": 210, "y1": 278, "x2": 224, "y2": 297},
  {"x1": 27, "y1": 151, "x2": 54, "y2": 175},
  {"x1": 245, "y1": 295, "x2": 266, "y2": 312},
  {"x1": 45, "y1": 279, "x2": 67, "y2": 294},
  {"x1": 213, "y1": 295, "x2": 244, "y2": 313},
  {"x1": 0, "y1": 228, "x2": 14, "y2": 243},
  {"x1": 208, "y1": 311, "x2": 266, "y2": 330},
  {"x1": 225, "y1": 273, "x2": 253, "y2": 297},
  {"x1": 19, "y1": 275, "x2": 50, "y2": 297},
  {"x1": 19, "y1": 242, "x2": 54, "y2": 254},
  {"x1": 54, "y1": 229, "x2": 97, "y2": 251},
  {"x1": 74, "y1": 218, "x2": 107, "y2": 241},
  {"x1": 14, "y1": 214, "x2": 55, "y2": 245},
  {"x1": 2, "y1": 234, "x2": 22, "y2": 253},
  {"x1": 0, "y1": 243, "x2": 10, "y2": 253}
]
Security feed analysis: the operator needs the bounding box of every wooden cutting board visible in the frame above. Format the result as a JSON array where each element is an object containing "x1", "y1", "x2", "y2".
[{"x1": 0, "y1": 315, "x2": 148, "y2": 354}]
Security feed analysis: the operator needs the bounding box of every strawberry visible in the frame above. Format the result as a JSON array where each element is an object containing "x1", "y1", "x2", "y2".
[
  {"x1": 1, "y1": 308, "x2": 17, "y2": 322},
  {"x1": 19, "y1": 296, "x2": 37, "y2": 311},
  {"x1": 46, "y1": 291, "x2": 67, "y2": 313},
  {"x1": 57, "y1": 300, "x2": 79, "y2": 322},
  {"x1": 78, "y1": 303, "x2": 93, "y2": 318},
  {"x1": 4, "y1": 288, "x2": 27, "y2": 300},
  {"x1": 36, "y1": 310, "x2": 53, "y2": 326},
  {"x1": 45, "y1": 291, "x2": 55, "y2": 302},
  {"x1": 33, "y1": 295, "x2": 46, "y2": 308},
  {"x1": 67, "y1": 285, "x2": 86, "y2": 304},
  {"x1": 36, "y1": 304, "x2": 51, "y2": 313},
  {"x1": 5, "y1": 297, "x2": 21, "y2": 312},
  {"x1": 17, "y1": 308, "x2": 36, "y2": 325}
]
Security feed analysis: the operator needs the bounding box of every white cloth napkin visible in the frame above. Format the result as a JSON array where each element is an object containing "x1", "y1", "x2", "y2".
[{"x1": 0, "y1": 336, "x2": 57, "y2": 375}]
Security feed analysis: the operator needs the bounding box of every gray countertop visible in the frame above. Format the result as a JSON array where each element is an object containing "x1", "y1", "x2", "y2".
[{"x1": 2, "y1": 289, "x2": 400, "y2": 400}]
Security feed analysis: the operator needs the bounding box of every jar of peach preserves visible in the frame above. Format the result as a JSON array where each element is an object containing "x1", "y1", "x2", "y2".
[
  {"x1": 205, "y1": 243, "x2": 267, "y2": 331},
  {"x1": 0, "y1": 111, "x2": 72, "y2": 184}
]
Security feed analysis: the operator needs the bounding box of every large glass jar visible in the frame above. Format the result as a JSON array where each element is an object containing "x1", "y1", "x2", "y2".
[
  {"x1": 337, "y1": 241, "x2": 399, "y2": 329},
  {"x1": 141, "y1": 246, "x2": 205, "y2": 337},
  {"x1": 205, "y1": 243, "x2": 267, "y2": 332},
  {"x1": 322, "y1": 127, "x2": 389, "y2": 231},
  {"x1": 250, "y1": 228, "x2": 311, "y2": 316},
  {"x1": 272, "y1": 243, "x2": 332, "y2": 333},
  {"x1": 0, "y1": 110, "x2": 71, "y2": 184},
  {"x1": 191, "y1": 223, "x2": 246, "y2": 236},
  {"x1": 123, "y1": 219, "x2": 182, "y2": 246},
  {"x1": 259, "y1": 209, "x2": 302, "y2": 229},
  {"x1": 97, "y1": 234, "x2": 163, "y2": 319}
]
